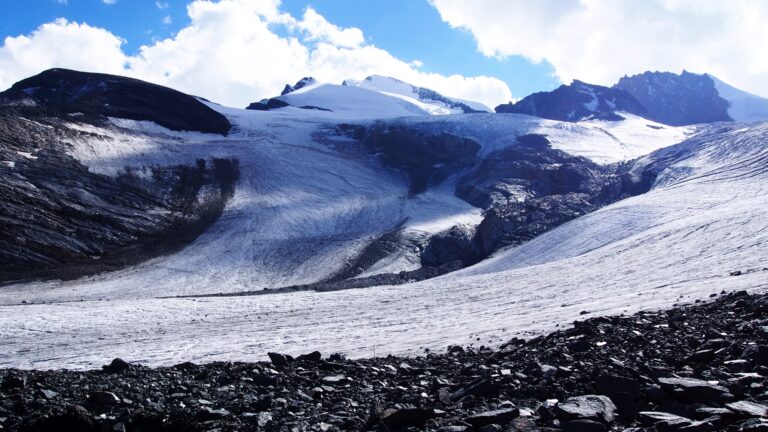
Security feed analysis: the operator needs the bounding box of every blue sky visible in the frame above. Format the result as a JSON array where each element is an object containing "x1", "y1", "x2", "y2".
[
  {"x1": 1, "y1": 1, "x2": 765, "y2": 106},
  {"x1": 0, "y1": 0, "x2": 560, "y2": 101}
]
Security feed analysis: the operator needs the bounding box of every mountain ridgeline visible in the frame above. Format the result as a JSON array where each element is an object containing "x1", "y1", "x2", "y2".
[
  {"x1": 496, "y1": 71, "x2": 756, "y2": 126},
  {"x1": 0, "y1": 68, "x2": 231, "y2": 134},
  {"x1": 1, "y1": 67, "x2": 767, "y2": 288}
]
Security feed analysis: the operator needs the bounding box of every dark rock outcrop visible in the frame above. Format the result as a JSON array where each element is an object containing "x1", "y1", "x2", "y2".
[
  {"x1": 0, "y1": 68, "x2": 231, "y2": 134},
  {"x1": 362, "y1": 125, "x2": 481, "y2": 194},
  {"x1": 613, "y1": 71, "x2": 732, "y2": 126},
  {"x1": 495, "y1": 80, "x2": 647, "y2": 122},
  {"x1": 280, "y1": 77, "x2": 316, "y2": 95},
  {"x1": 0, "y1": 111, "x2": 240, "y2": 283}
]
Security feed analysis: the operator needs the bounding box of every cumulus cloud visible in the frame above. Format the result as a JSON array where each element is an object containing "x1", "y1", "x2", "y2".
[
  {"x1": 429, "y1": 0, "x2": 768, "y2": 98},
  {"x1": 0, "y1": 19, "x2": 127, "y2": 88},
  {"x1": 0, "y1": 0, "x2": 512, "y2": 108}
]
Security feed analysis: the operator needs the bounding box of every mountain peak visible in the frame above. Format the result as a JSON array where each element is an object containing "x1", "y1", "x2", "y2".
[
  {"x1": 614, "y1": 71, "x2": 732, "y2": 125},
  {"x1": 280, "y1": 77, "x2": 317, "y2": 95},
  {"x1": 0, "y1": 68, "x2": 231, "y2": 134},
  {"x1": 495, "y1": 80, "x2": 646, "y2": 122}
]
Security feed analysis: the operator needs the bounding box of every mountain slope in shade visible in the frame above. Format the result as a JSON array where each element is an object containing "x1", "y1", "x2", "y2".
[
  {"x1": 0, "y1": 68, "x2": 231, "y2": 134},
  {"x1": 495, "y1": 80, "x2": 647, "y2": 122},
  {"x1": 708, "y1": 74, "x2": 768, "y2": 123},
  {"x1": 613, "y1": 71, "x2": 732, "y2": 126}
]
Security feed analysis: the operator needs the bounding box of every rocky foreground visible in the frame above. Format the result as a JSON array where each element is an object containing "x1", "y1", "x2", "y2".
[{"x1": 2, "y1": 291, "x2": 768, "y2": 431}]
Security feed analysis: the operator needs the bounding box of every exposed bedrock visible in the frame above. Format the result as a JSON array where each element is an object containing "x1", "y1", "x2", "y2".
[
  {"x1": 349, "y1": 125, "x2": 663, "y2": 271},
  {"x1": 361, "y1": 125, "x2": 481, "y2": 194},
  {"x1": 0, "y1": 112, "x2": 240, "y2": 283},
  {"x1": 0, "y1": 68, "x2": 231, "y2": 135}
]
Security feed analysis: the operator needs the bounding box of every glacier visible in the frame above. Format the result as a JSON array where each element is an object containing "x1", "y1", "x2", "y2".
[{"x1": 0, "y1": 89, "x2": 766, "y2": 369}]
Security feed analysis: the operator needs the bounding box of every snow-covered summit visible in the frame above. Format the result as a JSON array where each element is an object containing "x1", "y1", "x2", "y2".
[
  {"x1": 246, "y1": 75, "x2": 489, "y2": 118},
  {"x1": 343, "y1": 75, "x2": 490, "y2": 114}
]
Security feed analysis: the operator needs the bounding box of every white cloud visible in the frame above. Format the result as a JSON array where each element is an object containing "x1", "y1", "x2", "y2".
[
  {"x1": 55, "y1": 0, "x2": 68, "y2": 5},
  {"x1": 293, "y1": 7, "x2": 364, "y2": 49},
  {"x1": 0, "y1": 0, "x2": 511, "y2": 108},
  {"x1": 429, "y1": 0, "x2": 768, "y2": 98},
  {"x1": 162, "y1": 15, "x2": 172, "y2": 25},
  {"x1": 155, "y1": 1, "x2": 170, "y2": 9},
  {"x1": 102, "y1": 0, "x2": 117, "y2": 4},
  {"x1": 0, "y1": 19, "x2": 127, "y2": 88}
]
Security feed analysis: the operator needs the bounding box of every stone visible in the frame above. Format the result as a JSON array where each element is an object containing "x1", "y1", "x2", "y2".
[
  {"x1": 296, "y1": 351, "x2": 322, "y2": 362},
  {"x1": 267, "y1": 352, "x2": 290, "y2": 366},
  {"x1": 726, "y1": 401, "x2": 768, "y2": 418},
  {"x1": 742, "y1": 345, "x2": 768, "y2": 366},
  {"x1": 466, "y1": 407, "x2": 520, "y2": 427},
  {"x1": 741, "y1": 419, "x2": 768, "y2": 432},
  {"x1": 438, "y1": 426, "x2": 470, "y2": 432},
  {"x1": 102, "y1": 358, "x2": 131, "y2": 374},
  {"x1": 36, "y1": 389, "x2": 58, "y2": 400},
  {"x1": 198, "y1": 406, "x2": 231, "y2": 420},
  {"x1": 536, "y1": 399, "x2": 558, "y2": 421},
  {"x1": 562, "y1": 419, "x2": 607, "y2": 432},
  {"x1": 657, "y1": 377, "x2": 733, "y2": 404},
  {"x1": 380, "y1": 407, "x2": 439, "y2": 428},
  {"x1": 0, "y1": 375, "x2": 25, "y2": 392},
  {"x1": 86, "y1": 391, "x2": 120, "y2": 412},
  {"x1": 595, "y1": 374, "x2": 641, "y2": 417},
  {"x1": 555, "y1": 395, "x2": 617, "y2": 424},
  {"x1": 638, "y1": 411, "x2": 714, "y2": 431},
  {"x1": 686, "y1": 349, "x2": 716, "y2": 364},
  {"x1": 24, "y1": 404, "x2": 93, "y2": 432},
  {"x1": 322, "y1": 375, "x2": 348, "y2": 384},
  {"x1": 451, "y1": 378, "x2": 500, "y2": 401}
]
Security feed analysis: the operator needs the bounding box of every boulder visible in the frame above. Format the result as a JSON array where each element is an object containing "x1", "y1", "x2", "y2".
[
  {"x1": 296, "y1": 351, "x2": 322, "y2": 362},
  {"x1": 555, "y1": 395, "x2": 616, "y2": 424},
  {"x1": 562, "y1": 419, "x2": 607, "y2": 432},
  {"x1": 657, "y1": 377, "x2": 733, "y2": 404},
  {"x1": 267, "y1": 352, "x2": 291, "y2": 366},
  {"x1": 86, "y1": 391, "x2": 120, "y2": 412},
  {"x1": 466, "y1": 407, "x2": 520, "y2": 427},
  {"x1": 726, "y1": 401, "x2": 768, "y2": 418},
  {"x1": 380, "y1": 407, "x2": 439, "y2": 428},
  {"x1": 102, "y1": 358, "x2": 131, "y2": 374}
]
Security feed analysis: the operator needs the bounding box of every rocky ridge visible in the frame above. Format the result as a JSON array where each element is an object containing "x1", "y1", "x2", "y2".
[
  {"x1": 0, "y1": 69, "x2": 231, "y2": 135},
  {"x1": 2, "y1": 290, "x2": 768, "y2": 431}
]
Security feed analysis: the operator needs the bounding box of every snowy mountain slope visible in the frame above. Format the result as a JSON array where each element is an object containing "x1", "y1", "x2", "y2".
[
  {"x1": 708, "y1": 74, "x2": 768, "y2": 123},
  {"x1": 1, "y1": 121, "x2": 766, "y2": 369},
  {"x1": 0, "y1": 106, "x2": 694, "y2": 301},
  {"x1": 344, "y1": 75, "x2": 490, "y2": 114},
  {"x1": 248, "y1": 75, "x2": 490, "y2": 118},
  {"x1": 374, "y1": 112, "x2": 693, "y2": 164},
  {"x1": 274, "y1": 82, "x2": 433, "y2": 118}
]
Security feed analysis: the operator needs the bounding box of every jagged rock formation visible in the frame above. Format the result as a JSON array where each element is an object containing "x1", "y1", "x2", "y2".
[
  {"x1": 281, "y1": 77, "x2": 316, "y2": 95},
  {"x1": 2, "y1": 290, "x2": 766, "y2": 431},
  {"x1": 355, "y1": 126, "x2": 656, "y2": 268},
  {"x1": 495, "y1": 80, "x2": 647, "y2": 122},
  {"x1": 614, "y1": 71, "x2": 732, "y2": 126},
  {"x1": 0, "y1": 68, "x2": 231, "y2": 135},
  {"x1": 362, "y1": 125, "x2": 481, "y2": 194}
]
